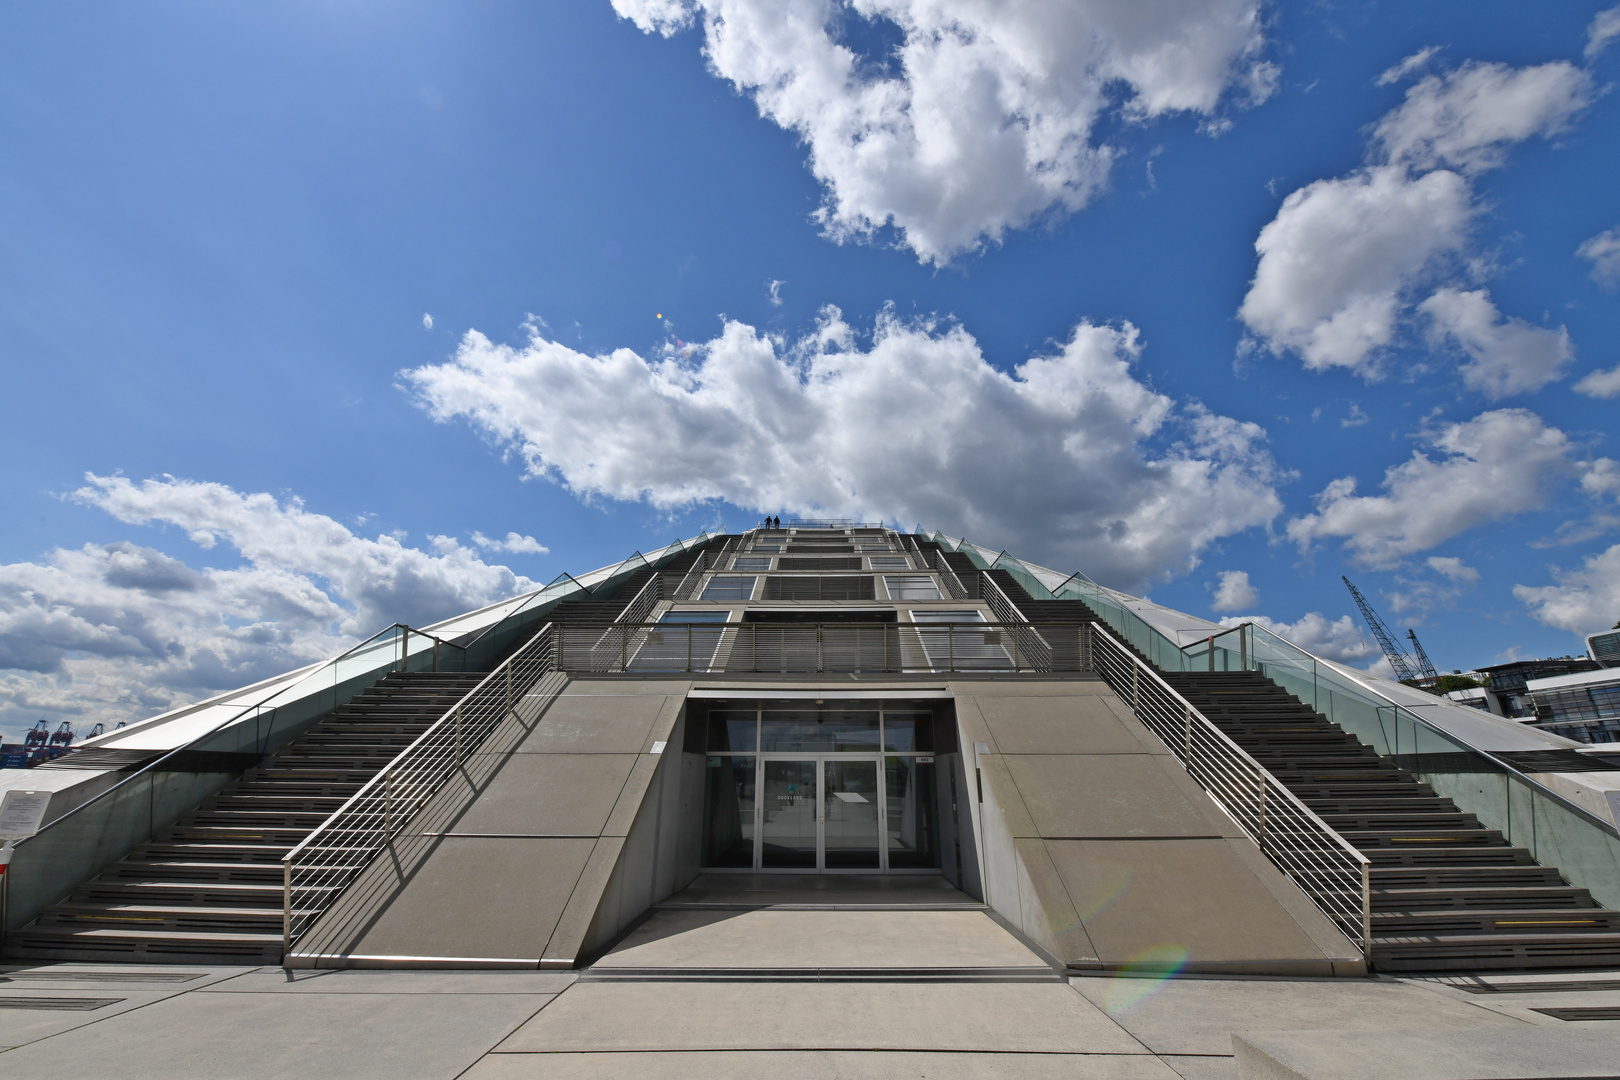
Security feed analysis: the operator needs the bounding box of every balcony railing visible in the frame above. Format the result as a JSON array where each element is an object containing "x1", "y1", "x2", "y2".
[{"x1": 551, "y1": 621, "x2": 1093, "y2": 675}]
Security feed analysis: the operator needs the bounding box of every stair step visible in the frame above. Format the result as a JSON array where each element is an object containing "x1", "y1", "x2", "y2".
[
  {"x1": 2, "y1": 660, "x2": 521, "y2": 967},
  {"x1": 1372, "y1": 887, "x2": 1595, "y2": 911}
]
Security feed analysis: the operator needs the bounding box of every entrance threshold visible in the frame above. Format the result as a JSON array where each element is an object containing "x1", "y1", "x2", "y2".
[{"x1": 660, "y1": 873, "x2": 982, "y2": 911}]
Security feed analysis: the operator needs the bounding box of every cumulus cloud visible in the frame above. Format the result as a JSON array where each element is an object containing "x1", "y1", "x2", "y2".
[
  {"x1": 1575, "y1": 365, "x2": 1620, "y2": 399},
  {"x1": 1241, "y1": 60, "x2": 1591, "y2": 382},
  {"x1": 613, "y1": 0, "x2": 1275, "y2": 264},
  {"x1": 423, "y1": 313, "x2": 434, "y2": 330},
  {"x1": 1372, "y1": 61, "x2": 1592, "y2": 176},
  {"x1": 1589, "y1": 6, "x2": 1620, "y2": 61},
  {"x1": 0, "y1": 475, "x2": 538, "y2": 736},
  {"x1": 1426, "y1": 555, "x2": 1480, "y2": 584},
  {"x1": 1286, "y1": 408, "x2": 1580, "y2": 566},
  {"x1": 1583, "y1": 458, "x2": 1620, "y2": 501},
  {"x1": 1211, "y1": 569, "x2": 1258, "y2": 611},
  {"x1": 1240, "y1": 166, "x2": 1472, "y2": 375},
  {"x1": 405, "y1": 308, "x2": 1283, "y2": 588},
  {"x1": 1222, "y1": 612, "x2": 1378, "y2": 665},
  {"x1": 1418, "y1": 288, "x2": 1572, "y2": 398},
  {"x1": 472, "y1": 531, "x2": 550, "y2": 555},
  {"x1": 1516, "y1": 544, "x2": 1620, "y2": 635},
  {"x1": 1578, "y1": 228, "x2": 1620, "y2": 289}
]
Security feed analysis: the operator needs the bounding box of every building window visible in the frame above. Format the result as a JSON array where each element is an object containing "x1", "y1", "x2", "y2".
[
  {"x1": 763, "y1": 576, "x2": 875, "y2": 601},
  {"x1": 885, "y1": 575, "x2": 942, "y2": 600},
  {"x1": 778, "y1": 556, "x2": 863, "y2": 571},
  {"x1": 732, "y1": 557, "x2": 772, "y2": 571},
  {"x1": 701, "y1": 576, "x2": 757, "y2": 601},
  {"x1": 868, "y1": 556, "x2": 910, "y2": 570}
]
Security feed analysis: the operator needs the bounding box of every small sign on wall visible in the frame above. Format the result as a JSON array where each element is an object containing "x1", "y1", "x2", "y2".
[{"x1": 0, "y1": 790, "x2": 50, "y2": 840}]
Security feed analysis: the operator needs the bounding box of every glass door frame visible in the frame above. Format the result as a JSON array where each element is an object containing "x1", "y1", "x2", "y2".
[{"x1": 754, "y1": 752, "x2": 888, "y2": 873}]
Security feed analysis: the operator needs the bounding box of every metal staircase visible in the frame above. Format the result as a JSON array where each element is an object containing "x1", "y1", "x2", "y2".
[
  {"x1": 4, "y1": 671, "x2": 483, "y2": 965},
  {"x1": 1, "y1": 540, "x2": 720, "y2": 967},
  {"x1": 1162, "y1": 671, "x2": 1620, "y2": 972},
  {"x1": 952, "y1": 549, "x2": 1620, "y2": 973}
]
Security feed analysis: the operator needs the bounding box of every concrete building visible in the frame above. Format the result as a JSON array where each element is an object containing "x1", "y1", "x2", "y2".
[{"x1": 5, "y1": 525, "x2": 1620, "y2": 1077}]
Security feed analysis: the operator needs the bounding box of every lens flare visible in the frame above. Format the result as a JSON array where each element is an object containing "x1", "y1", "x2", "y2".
[{"x1": 1101, "y1": 944, "x2": 1190, "y2": 1015}]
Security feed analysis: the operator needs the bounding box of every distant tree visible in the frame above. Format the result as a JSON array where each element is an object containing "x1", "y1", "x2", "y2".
[{"x1": 1435, "y1": 674, "x2": 1483, "y2": 695}]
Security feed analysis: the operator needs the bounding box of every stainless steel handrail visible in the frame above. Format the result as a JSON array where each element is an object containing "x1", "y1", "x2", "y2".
[
  {"x1": 551, "y1": 620, "x2": 1092, "y2": 675},
  {"x1": 904, "y1": 534, "x2": 929, "y2": 570},
  {"x1": 674, "y1": 537, "x2": 735, "y2": 599},
  {"x1": 15, "y1": 621, "x2": 439, "y2": 853},
  {"x1": 932, "y1": 552, "x2": 972, "y2": 601},
  {"x1": 1089, "y1": 622, "x2": 1372, "y2": 953},
  {"x1": 282, "y1": 622, "x2": 563, "y2": 950},
  {"x1": 981, "y1": 574, "x2": 1055, "y2": 672}
]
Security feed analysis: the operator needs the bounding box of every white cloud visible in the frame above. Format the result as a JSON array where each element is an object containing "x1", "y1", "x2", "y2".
[
  {"x1": 1589, "y1": 5, "x2": 1620, "y2": 61},
  {"x1": 1575, "y1": 365, "x2": 1620, "y2": 398},
  {"x1": 405, "y1": 307, "x2": 1283, "y2": 588},
  {"x1": 471, "y1": 531, "x2": 550, "y2": 555},
  {"x1": 1211, "y1": 569, "x2": 1258, "y2": 611},
  {"x1": 1222, "y1": 612, "x2": 1378, "y2": 665},
  {"x1": 1376, "y1": 47, "x2": 1440, "y2": 87},
  {"x1": 1372, "y1": 61, "x2": 1592, "y2": 176},
  {"x1": 1578, "y1": 228, "x2": 1620, "y2": 290},
  {"x1": 1341, "y1": 403, "x2": 1369, "y2": 428},
  {"x1": 1241, "y1": 60, "x2": 1592, "y2": 382},
  {"x1": 1516, "y1": 544, "x2": 1620, "y2": 635},
  {"x1": 422, "y1": 313, "x2": 434, "y2": 330},
  {"x1": 1583, "y1": 458, "x2": 1620, "y2": 501},
  {"x1": 1418, "y1": 288, "x2": 1572, "y2": 398},
  {"x1": 1286, "y1": 408, "x2": 1580, "y2": 566},
  {"x1": 613, "y1": 0, "x2": 1275, "y2": 264},
  {"x1": 767, "y1": 279, "x2": 785, "y2": 307},
  {"x1": 0, "y1": 476, "x2": 538, "y2": 737},
  {"x1": 1426, "y1": 555, "x2": 1479, "y2": 584},
  {"x1": 1240, "y1": 166, "x2": 1472, "y2": 375}
]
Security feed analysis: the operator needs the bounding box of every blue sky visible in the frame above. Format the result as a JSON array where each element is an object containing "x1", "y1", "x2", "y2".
[{"x1": 2, "y1": 1, "x2": 1619, "y2": 735}]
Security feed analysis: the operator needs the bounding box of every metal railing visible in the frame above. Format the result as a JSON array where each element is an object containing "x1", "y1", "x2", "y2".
[
  {"x1": 3, "y1": 622, "x2": 460, "y2": 938},
  {"x1": 981, "y1": 575, "x2": 1058, "y2": 673},
  {"x1": 551, "y1": 620, "x2": 1092, "y2": 675},
  {"x1": 931, "y1": 552, "x2": 974, "y2": 601},
  {"x1": 282, "y1": 623, "x2": 563, "y2": 950},
  {"x1": 673, "y1": 537, "x2": 735, "y2": 599},
  {"x1": 903, "y1": 534, "x2": 929, "y2": 571},
  {"x1": 616, "y1": 571, "x2": 665, "y2": 626},
  {"x1": 1089, "y1": 622, "x2": 1371, "y2": 952}
]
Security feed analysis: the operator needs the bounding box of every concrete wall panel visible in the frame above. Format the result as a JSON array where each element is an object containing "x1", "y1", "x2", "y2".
[
  {"x1": 1003, "y1": 755, "x2": 1232, "y2": 839},
  {"x1": 334, "y1": 836, "x2": 595, "y2": 962},
  {"x1": 977, "y1": 696, "x2": 1145, "y2": 755},
  {"x1": 953, "y1": 680, "x2": 1361, "y2": 975},
  {"x1": 515, "y1": 694, "x2": 666, "y2": 754},
  {"x1": 1045, "y1": 838, "x2": 1343, "y2": 974},
  {"x1": 449, "y1": 753, "x2": 637, "y2": 836}
]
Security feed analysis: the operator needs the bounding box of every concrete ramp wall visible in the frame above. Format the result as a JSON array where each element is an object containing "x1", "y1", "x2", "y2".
[
  {"x1": 290, "y1": 677, "x2": 692, "y2": 969},
  {"x1": 950, "y1": 680, "x2": 1363, "y2": 976}
]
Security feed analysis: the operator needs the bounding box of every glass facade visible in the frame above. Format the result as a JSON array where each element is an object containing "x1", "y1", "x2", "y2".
[
  {"x1": 1534, "y1": 681, "x2": 1620, "y2": 723},
  {"x1": 691, "y1": 698, "x2": 950, "y2": 873}
]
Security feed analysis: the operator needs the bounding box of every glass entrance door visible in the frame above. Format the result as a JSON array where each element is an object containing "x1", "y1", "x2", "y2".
[
  {"x1": 822, "y1": 759, "x2": 880, "y2": 869},
  {"x1": 756, "y1": 757, "x2": 883, "y2": 871},
  {"x1": 760, "y1": 760, "x2": 819, "y2": 868}
]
